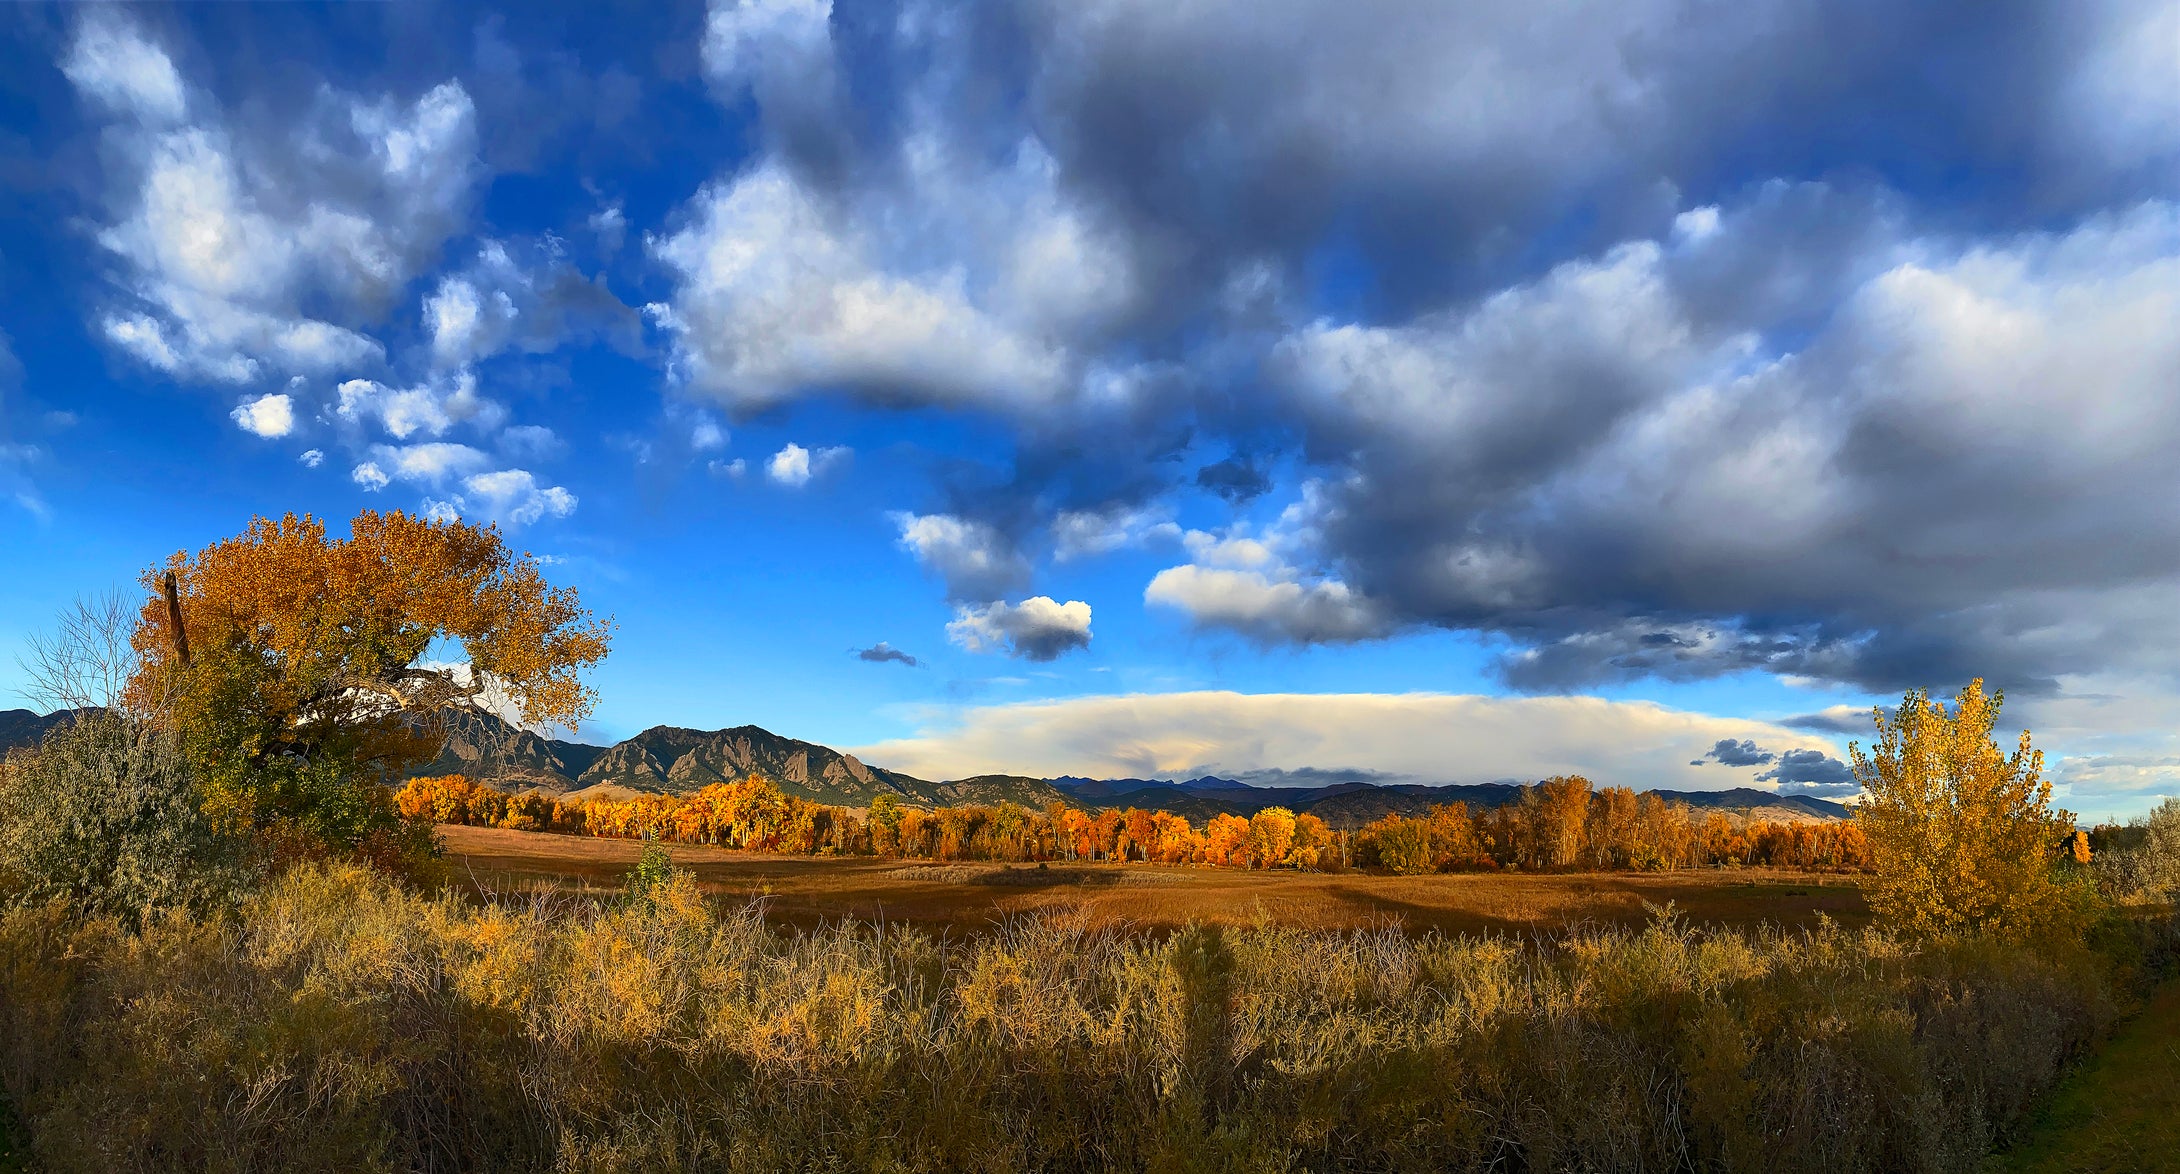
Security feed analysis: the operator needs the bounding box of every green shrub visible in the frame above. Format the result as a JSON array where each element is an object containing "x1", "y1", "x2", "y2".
[{"x1": 0, "y1": 713, "x2": 252, "y2": 926}]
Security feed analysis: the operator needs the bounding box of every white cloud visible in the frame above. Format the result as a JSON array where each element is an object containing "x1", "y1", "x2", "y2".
[
  {"x1": 764, "y1": 441, "x2": 848, "y2": 486},
  {"x1": 651, "y1": 163, "x2": 1073, "y2": 410},
  {"x1": 892, "y1": 511, "x2": 1030, "y2": 599},
  {"x1": 299, "y1": 449, "x2": 324, "y2": 468},
  {"x1": 946, "y1": 596, "x2": 1093, "y2": 662},
  {"x1": 459, "y1": 468, "x2": 578, "y2": 525},
  {"x1": 365, "y1": 441, "x2": 491, "y2": 486},
  {"x1": 60, "y1": 14, "x2": 186, "y2": 125},
  {"x1": 1053, "y1": 504, "x2": 1181, "y2": 561},
  {"x1": 350, "y1": 461, "x2": 389, "y2": 491},
  {"x1": 334, "y1": 372, "x2": 502, "y2": 440},
  {"x1": 64, "y1": 14, "x2": 478, "y2": 384},
  {"x1": 701, "y1": 0, "x2": 835, "y2": 91},
  {"x1": 228, "y1": 392, "x2": 294, "y2": 438},
  {"x1": 498, "y1": 424, "x2": 562, "y2": 461},
  {"x1": 851, "y1": 691, "x2": 1850, "y2": 792},
  {"x1": 1145, "y1": 565, "x2": 1388, "y2": 644}
]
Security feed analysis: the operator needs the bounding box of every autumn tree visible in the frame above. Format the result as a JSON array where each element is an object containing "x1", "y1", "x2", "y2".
[
  {"x1": 132, "y1": 510, "x2": 610, "y2": 863},
  {"x1": 1246, "y1": 806, "x2": 1298, "y2": 868},
  {"x1": 1850, "y1": 679, "x2": 2087, "y2": 942}
]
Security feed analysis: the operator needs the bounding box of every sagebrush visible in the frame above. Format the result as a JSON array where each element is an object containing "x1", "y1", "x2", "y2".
[{"x1": 0, "y1": 862, "x2": 2138, "y2": 1174}]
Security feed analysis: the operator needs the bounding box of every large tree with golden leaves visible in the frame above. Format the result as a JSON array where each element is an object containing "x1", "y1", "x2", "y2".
[
  {"x1": 1850, "y1": 679, "x2": 2086, "y2": 942},
  {"x1": 129, "y1": 510, "x2": 610, "y2": 860}
]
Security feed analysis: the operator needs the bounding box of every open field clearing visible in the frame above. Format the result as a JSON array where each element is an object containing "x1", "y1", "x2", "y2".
[{"x1": 439, "y1": 823, "x2": 1872, "y2": 934}]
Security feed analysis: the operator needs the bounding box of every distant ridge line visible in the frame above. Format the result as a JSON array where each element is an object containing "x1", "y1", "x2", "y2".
[{"x1": 0, "y1": 706, "x2": 1852, "y2": 825}]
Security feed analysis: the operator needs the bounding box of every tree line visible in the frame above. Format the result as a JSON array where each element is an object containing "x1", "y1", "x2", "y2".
[{"x1": 399, "y1": 770, "x2": 1874, "y2": 873}]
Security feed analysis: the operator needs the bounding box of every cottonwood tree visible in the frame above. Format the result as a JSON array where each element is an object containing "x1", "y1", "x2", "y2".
[
  {"x1": 129, "y1": 510, "x2": 610, "y2": 861},
  {"x1": 1850, "y1": 679, "x2": 2087, "y2": 942}
]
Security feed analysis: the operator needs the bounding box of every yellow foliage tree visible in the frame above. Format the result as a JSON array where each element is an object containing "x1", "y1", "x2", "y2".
[
  {"x1": 132, "y1": 510, "x2": 610, "y2": 861},
  {"x1": 1850, "y1": 679, "x2": 2085, "y2": 942}
]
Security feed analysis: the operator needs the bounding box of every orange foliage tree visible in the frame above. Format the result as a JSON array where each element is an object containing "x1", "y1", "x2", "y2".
[{"x1": 133, "y1": 510, "x2": 611, "y2": 863}]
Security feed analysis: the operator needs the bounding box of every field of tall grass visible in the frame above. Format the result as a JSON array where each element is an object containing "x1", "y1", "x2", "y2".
[{"x1": 2, "y1": 859, "x2": 2162, "y2": 1174}]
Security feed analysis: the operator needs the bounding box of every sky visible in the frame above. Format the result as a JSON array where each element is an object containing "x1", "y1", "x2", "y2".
[{"x1": 1, "y1": 1, "x2": 2176, "y2": 818}]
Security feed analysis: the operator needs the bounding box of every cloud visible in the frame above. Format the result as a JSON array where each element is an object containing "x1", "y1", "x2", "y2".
[
  {"x1": 1754, "y1": 748, "x2": 1858, "y2": 795},
  {"x1": 1143, "y1": 499, "x2": 1390, "y2": 645},
  {"x1": 421, "y1": 239, "x2": 640, "y2": 369},
  {"x1": 298, "y1": 449, "x2": 324, "y2": 468},
  {"x1": 892, "y1": 512, "x2": 1030, "y2": 600},
  {"x1": 351, "y1": 461, "x2": 389, "y2": 491},
  {"x1": 1692, "y1": 738, "x2": 1776, "y2": 768},
  {"x1": 946, "y1": 597, "x2": 1093, "y2": 662},
  {"x1": 854, "y1": 641, "x2": 919, "y2": 667},
  {"x1": 2054, "y1": 754, "x2": 2180, "y2": 806},
  {"x1": 364, "y1": 442, "x2": 492, "y2": 487},
  {"x1": 1195, "y1": 456, "x2": 1271, "y2": 503},
  {"x1": 1248, "y1": 198, "x2": 2180, "y2": 698},
  {"x1": 457, "y1": 468, "x2": 578, "y2": 525},
  {"x1": 1052, "y1": 504, "x2": 1180, "y2": 561},
  {"x1": 765, "y1": 441, "x2": 848, "y2": 487},
  {"x1": 64, "y1": 14, "x2": 479, "y2": 384},
  {"x1": 1145, "y1": 565, "x2": 1387, "y2": 645},
  {"x1": 649, "y1": 161, "x2": 1083, "y2": 411},
  {"x1": 61, "y1": 13, "x2": 187, "y2": 125},
  {"x1": 1783, "y1": 705, "x2": 1885, "y2": 735},
  {"x1": 229, "y1": 392, "x2": 294, "y2": 438},
  {"x1": 335, "y1": 373, "x2": 502, "y2": 441},
  {"x1": 850, "y1": 690, "x2": 1852, "y2": 790}
]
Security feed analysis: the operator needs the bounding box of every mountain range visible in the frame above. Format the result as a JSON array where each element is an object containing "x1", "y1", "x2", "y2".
[{"x1": 0, "y1": 707, "x2": 1852, "y2": 825}]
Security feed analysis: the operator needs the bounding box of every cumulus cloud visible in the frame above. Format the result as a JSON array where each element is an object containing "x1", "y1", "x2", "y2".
[
  {"x1": 422, "y1": 239, "x2": 639, "y2": 369},
  {"x1": 854, "y1": 641, "x2": 919, "y2": 667},
  {"x1": 765, "y1": 441, "x2": 848, "y2": 487},
  {"x1": 64, "y1": 14, "x2": 479, "y2": 384},
  {"x1": 893, "y1": 512, "x2": 1031, "y2": 600},
  {"x1": 1692, "y1": 738, "x2": 1776, "y2": 768},
  {"x1": 61, "y1": 13, "x2": 187, "y2": 125},
  {"x1": 457, "y1": 468, "x2": 578, "y2": 525},
  {"x1": 850, "y1": 691, "x2": 1853, "y2": 790},
  {"x1": 350, "y1": 461, "x2": 389, "y2": 491},
  {"x1": 946, "y1": 597, "x2": 1093, "y2": 661},
  {"x1": 1052, "y1": 504, "x2": 1180, "y2": 561},
  {"x1": 298, "y1": 448, "x2": 324, "y2": 468},
  {"x1": 1754, "y1": 748, "x2": 1858, "y2": 795},
  {"x1": 363, "y1": 441, "x2": 492, "y2": 487},
  {"x1": 1145, "y1": 565, "x2": 1387, "y2": 645},
  {"x1": 1248, "y1": 199, "x2": 2180, "y2": 700},
  {"x1": 649, "y1": 162, "x2": 1084, "y2": 411},
  {"x1": 228, "y1": 392, "x2": 294, "y2": 438},
  {"x1": 335, "y1": 372, "x2": 502, "y2": 440}
]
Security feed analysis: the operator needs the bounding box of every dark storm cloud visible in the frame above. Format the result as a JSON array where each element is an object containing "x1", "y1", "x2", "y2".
[
  {"x1": 1692, "y1": 739, "x2": 1776, "y2": 768},
  {"x1": 1195, "y1": 455, "x2": 1271, "y2": 503},
  {"x1": 854, "y1": 642, "x2": 919, "y2": 666},
  {"x1": 1784, "y1": 707, "x2": 1892, "y2": 735},
  {"x1": 653, "y1": 0, "x2": 2179, "y2": 700},
  {"x1": 1756, "y1": 748, "x2": 1856, "y2": 790}
]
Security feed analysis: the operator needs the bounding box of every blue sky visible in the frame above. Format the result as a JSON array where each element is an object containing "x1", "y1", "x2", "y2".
[{"x1": 2, "y1": 1, "x2": 2176, "y2": 817}]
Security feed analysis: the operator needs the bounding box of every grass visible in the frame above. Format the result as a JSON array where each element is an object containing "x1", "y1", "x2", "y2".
[
  {"x1": 1986, "y1": 977, "x2": 2180, "y2": 1173},
  {"x1": 439, "y1": 822, "x2": 1873, "y2": 935},
  {"x1": 0, "y1": 861, "x2": 2109, "y2": 1172}
]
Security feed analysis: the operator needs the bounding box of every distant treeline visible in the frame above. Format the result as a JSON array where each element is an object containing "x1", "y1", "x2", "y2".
[{"x1": 400, "y1": 772, "x2": 1872, "y2": 873}]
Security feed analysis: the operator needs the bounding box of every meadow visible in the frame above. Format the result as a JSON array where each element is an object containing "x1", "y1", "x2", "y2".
[
  {"x1": 1, "y1": 860, "x2": 2146, "y2": 1174},
  {"x1": 439, "y1": 822, "x2": 1872, "y2": 936},
  {"x1": 4, "y1": 517, "x2": 2174, "y2": 1173}
]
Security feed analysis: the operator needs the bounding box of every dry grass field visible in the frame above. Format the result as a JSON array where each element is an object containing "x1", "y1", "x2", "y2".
[{"x1": 438, "y1": 823, "x2": 1871, "y2": 935}]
